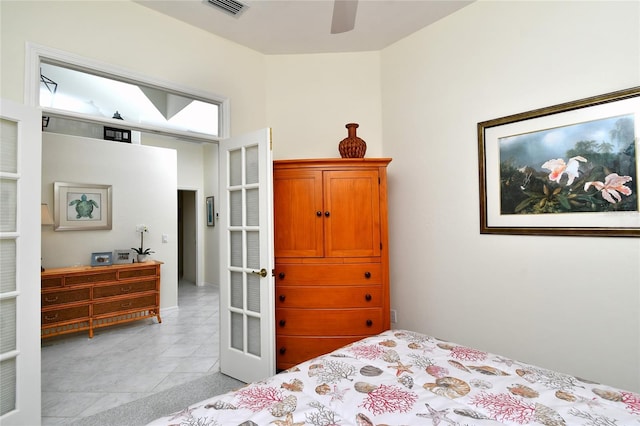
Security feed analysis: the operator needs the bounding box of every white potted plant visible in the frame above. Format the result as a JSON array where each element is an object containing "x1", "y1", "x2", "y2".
[{"x1": 132, "y1": 226, "x2": 154, "y2": 262}]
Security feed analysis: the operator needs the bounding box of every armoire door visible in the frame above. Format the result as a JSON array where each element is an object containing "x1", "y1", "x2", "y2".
[
  {"x1": 273, "y1": 169, "x2": 323, "y2": 258},
  {"x1": 323, "y1": 169, "x2": 381, "y2": 258}
]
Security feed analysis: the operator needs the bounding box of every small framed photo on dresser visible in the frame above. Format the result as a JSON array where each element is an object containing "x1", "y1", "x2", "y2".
[
  {"x1": 113, "y1": 249, "x2": 133, "y2": 264},
  {"x1": 90, "y1": 252, "x2": 113, "y2": 266}
]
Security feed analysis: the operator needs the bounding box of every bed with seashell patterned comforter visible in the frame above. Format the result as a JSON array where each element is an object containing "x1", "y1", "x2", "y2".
[{"x1": 148, "y1": 329, "x2": 640, "y2": 425}]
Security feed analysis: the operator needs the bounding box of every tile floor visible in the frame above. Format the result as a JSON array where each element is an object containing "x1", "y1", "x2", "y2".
[{"x1": 41, "y1": 281, "x2": 219, "y2": 425}]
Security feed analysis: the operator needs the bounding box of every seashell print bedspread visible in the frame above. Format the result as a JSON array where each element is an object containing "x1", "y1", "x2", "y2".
[{"x1": 147, "y1": 329, "x2": 640, "y2": 425}]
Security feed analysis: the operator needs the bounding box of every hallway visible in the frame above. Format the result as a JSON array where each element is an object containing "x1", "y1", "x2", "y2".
[{"x1": 41, "y1": 281, "x2": 219, "y2": 425}]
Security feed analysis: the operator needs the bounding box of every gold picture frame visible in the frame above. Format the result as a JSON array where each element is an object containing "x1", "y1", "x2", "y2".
[{"x1": 478, "y1": 87, "x2": 640, "y2": 237}]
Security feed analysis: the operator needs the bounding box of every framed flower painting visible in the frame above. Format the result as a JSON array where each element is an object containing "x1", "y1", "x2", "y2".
[{"x1": 478, "y1": 87, "x2": 639, "y2": 237}]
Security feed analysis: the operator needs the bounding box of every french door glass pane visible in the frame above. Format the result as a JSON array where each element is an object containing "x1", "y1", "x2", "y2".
[
  {"x1": 231, "y1": 312, "x2": 243, "y2": 351},
  {"x1": 229, "y1": 149, "x2": 242, "y2": 186},
  {"x1": 230, "y1": 231, "x2": 242, "y2": 267},
  {"x1": 230, "y1": 271, "x2": 243, "y2": 309},
  {"x1": 246, "y1": 231, "x2": 259, "y2": 269},
  {"x1": 230, "y1": 190, "x2": 242, "y2": 226},
  {"x1": 0, "y1": 179, "x2": 17, "y2": 232},
  {"x1": 247, "y1": 274, "x2": 260, "y2": 313},
  {"x1": 248, "y1": 316, "x2": 260, "y2": 356},
  {"x1": 245, "y1": 145, "x2": 258, "y2": 184},
  {"x1": 0, "y1": 119, "x2": 17, "y2": 173},
  {"x1": 0, "y1": 240, "x2": 16, "y2": 293},
  {"x1": 0, "y1": 358, "x2": 16, "y2": 416},
  {"x1": 0, "y1": 299, "x2": 16, "y2": 353},
  {"x1": 246, "y1": 188, "x2": 259, "y2": 226}
]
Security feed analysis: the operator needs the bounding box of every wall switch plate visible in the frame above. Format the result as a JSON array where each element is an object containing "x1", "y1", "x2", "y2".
[
  {"x1": 162, "y1": 234, "x2": 168, "y2": 243},
  {"x1": 390, "y1": 309, "x2": 398, "y2": 323}
]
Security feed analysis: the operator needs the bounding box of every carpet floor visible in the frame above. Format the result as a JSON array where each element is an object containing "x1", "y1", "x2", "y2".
[{"x1": 70, "y1": 372, "x2": 245, "y2": 426}]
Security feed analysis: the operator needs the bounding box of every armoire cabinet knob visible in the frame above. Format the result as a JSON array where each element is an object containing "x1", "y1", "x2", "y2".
[
  {"x1": 278, "y1": 272, "x2": 285, "y2": 280},
  {"x1": 365, "y1": 293, "x2": 372, "y2": 301},
  {"x1": 366, "y1": 319, "x2": 373, "y2": 327},
  {"x1": 279, "y1": 294, "x2": 286, "y2": 302},
  {"x1": 364, "y1": 271, "x2": 371, "y2": 278},
  {"x1": 279, "y1": 347, "x2": 286, "y2": 355},
  {"x1": 316, "y1": 211, "x2": 322, "y2": 217},
  {"x1": 324, "y1": 211, "x2": 330, "y2": 217},
  {"x1": 279, "y1": 319, "x2": 286, "y2": 327}
]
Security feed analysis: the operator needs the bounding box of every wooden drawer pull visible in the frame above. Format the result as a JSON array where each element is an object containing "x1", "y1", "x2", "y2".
[
  {"x1": 279, "y1": 319, "x2": 286, "y2": 327},
  {"x1": 44, "y1": 313, "x2": 59, "y2": 321},
  {"x1": 316, "y1": 211, "x2": 322, "y2": 217},
  {"x1": 278, "y1": 272, "x2": 285, "y2": 280},
  {"x1": 120, "y1": 286, "x2": 132, "y2": 293},
  {"x1": 279, "y1": 294, "x2": 286, "y2": 302},
  {"x1": 366, "y1": 319, "x2": 373, "y2": 327},
  {"x1": 365, "y1": 293, "x2": 372, "y2": 301},
  {"x1": 364, "y1": 271, "x2": 371, "y2": 278},
  {"x1": 44, "y1": 296, "x2": 59, "y2": 303},
  {"x1": 279, "y1": 347, "x2": 286, "y2": 355}
]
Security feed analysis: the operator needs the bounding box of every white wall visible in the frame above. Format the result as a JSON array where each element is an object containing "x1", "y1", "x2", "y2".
[
  {"x1": 41, "y1": 133, "x2": 179, "y2": 309},
  {"x1": 381, "y1": 0, "x2": 640, "y2": 392},
  {"x1": 265, "y1": 52, "x2": 384, "y2": 160}
]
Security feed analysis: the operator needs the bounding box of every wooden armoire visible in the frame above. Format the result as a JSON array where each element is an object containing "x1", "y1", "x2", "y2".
[{"x1": 273, "y1": 158, "x2": 391, "y2": 370}]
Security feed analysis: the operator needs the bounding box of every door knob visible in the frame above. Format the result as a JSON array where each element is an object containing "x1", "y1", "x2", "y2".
[{"x1": 251, "y1": 268, "x2": 267, "y2": 278}]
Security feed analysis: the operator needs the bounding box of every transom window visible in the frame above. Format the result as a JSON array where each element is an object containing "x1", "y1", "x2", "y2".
[{"x1": 39, "y1": 60, "x2": 223, "y2": 141}]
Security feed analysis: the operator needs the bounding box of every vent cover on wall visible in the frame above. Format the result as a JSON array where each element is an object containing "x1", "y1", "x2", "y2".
[{"x1": 207, "y1": 0, "x2": 247, "y2": 17}]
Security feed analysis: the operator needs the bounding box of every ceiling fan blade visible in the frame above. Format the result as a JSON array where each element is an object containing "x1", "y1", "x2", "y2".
[{"x1": 330, "y1": 0, "x2": 358, "y2": 34}]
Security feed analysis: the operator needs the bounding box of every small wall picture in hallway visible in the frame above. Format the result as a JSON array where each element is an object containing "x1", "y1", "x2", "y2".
[
  {"x1": 478, "y1": 86, "x2": 639, "y2": 237},
  {"x1": 54, "y1": 182, "x2": 113, "y2": 231},
  {"x1": 206, "y1": 196, "x2": 215, "y2": 226}
]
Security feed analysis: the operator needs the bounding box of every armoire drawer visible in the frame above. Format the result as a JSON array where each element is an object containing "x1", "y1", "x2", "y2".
[
  {"x1": 276, "y1": 286, "x2": 382, "y2": 308},
  {"x1": 275, "y1": 263, "x2": 382, "y2": 285},
  {"x1": 93, "y1": 294, "x2": 157, "y2": 316},
  {"x1": 41, "y1": 288, "x2": 90, "y2": 307},
  {"x1": 93, "y1": 279, "x2": 157, "y2": 299},
  {"x1": 276, "y1": 308, "x2": 383, "y2": 335},
  {"x1": 41, "y1": 305, "x2": 89, "y2": 325},
  {"x1": 276, "y1": 335, "x2": 364, "y2": 369}
]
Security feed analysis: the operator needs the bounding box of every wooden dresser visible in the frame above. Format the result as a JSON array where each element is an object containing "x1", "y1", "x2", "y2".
[
  {"x1": 274, "y1": 158, "x2": 391, "y2": 370},
  {"x1": 41, "y1": 261, "x2": 162, "y2": 339}
]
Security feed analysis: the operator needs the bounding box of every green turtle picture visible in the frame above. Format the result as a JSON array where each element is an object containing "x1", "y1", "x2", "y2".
[{"x1": 69, "y1": 193, "x2": 99, "y2": 219}]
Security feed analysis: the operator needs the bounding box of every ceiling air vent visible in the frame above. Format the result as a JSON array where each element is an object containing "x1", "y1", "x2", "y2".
[{"x1": 207, "y1": 0, "x2": 247, "y2": 17}]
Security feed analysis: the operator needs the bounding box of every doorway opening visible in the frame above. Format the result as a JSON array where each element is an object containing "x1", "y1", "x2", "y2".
[{"x1": 178, "y1": 189, "x2": 197, "y2": 288}]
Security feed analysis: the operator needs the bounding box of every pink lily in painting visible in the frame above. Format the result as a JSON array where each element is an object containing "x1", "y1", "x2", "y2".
[
  {"x1": 541, "y1": 156, "x2": 587, "y2": 185},
  {"x1": 584, "y1": 173, "x2": 633, "y2": 204}
]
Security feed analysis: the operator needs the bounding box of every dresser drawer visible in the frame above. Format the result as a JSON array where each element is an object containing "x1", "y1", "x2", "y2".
[
  {"x1": 119, "y1": 267, "x2": 157, "y2": 279},
  {"x1": 41, "y1": 305, "x2": 89, "y2": 325},
  {"x1": 42, "y1": 288, "x2": 90, "y2": 307},
  {"x1": 93, "y1": 294, "x2": 157, "y2": 316},
  {"x1": 276, "y1": 335, "x2": 363, "y2": 369},
  {"x1": 276, "y1": 308, "x2": 383, "y2": 335},
  {"x1": 65, "y1": 271, "x2": 117, "y2": 286},
  {"x1": 275, "y1": 264, "x2": 382, "y2": 285},
  {"x1": 276, "y1": 285, "x2": 381, "y2": 308},
  {"x1": 41, "y1": 276, "x2": 63, "y2": 289},
  {"x1": 93, "y1": 279, "x2": 156, "y2": 299}
]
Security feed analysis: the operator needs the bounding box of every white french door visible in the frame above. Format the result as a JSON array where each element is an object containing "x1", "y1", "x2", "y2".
[
  {"x1": 0, "y1": 99, "x2": 42, "y2": 425},
  {"x1": 219, "y1": 128, "x2": 275, "y2": 383}
]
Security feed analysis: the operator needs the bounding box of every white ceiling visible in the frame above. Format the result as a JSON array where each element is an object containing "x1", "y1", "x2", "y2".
[{"x1": 134, "y1": 0, "x2": 475, "y2": 54}]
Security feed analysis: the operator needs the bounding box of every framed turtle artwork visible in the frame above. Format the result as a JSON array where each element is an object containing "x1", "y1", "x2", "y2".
[{"x1": 54, "y1": 182, "x2": 112, "y2": 231}]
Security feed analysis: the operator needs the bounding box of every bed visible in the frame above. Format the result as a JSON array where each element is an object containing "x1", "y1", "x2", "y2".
[{"x1": 148, "y1": 329, "x2": 640, "y2": 425}]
